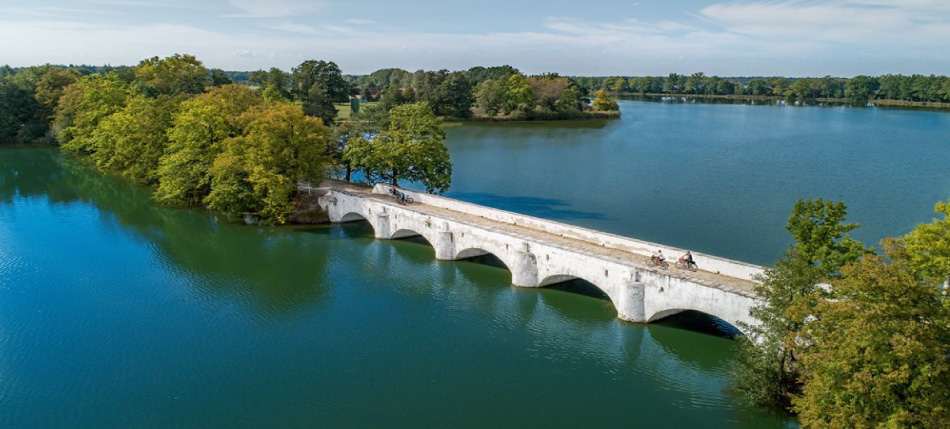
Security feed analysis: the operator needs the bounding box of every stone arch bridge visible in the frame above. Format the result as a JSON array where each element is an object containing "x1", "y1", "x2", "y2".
[{"x1": 316, "y1": 181, "x2": 764, "y2": 333}]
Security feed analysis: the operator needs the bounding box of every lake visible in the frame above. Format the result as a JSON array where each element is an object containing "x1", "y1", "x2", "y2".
[
  {"x1": 5, "y1": 99, "x2": 948, "y2": 427},
  {"x1": 444, "y1": 100, "x2": 950, "y2": 265}
]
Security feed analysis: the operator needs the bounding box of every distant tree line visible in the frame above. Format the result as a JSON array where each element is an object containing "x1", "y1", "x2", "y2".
[
  {"x1": 0, "y1": 54, "x2": 455, "y2": 220},
  {"x1": 572, "y1": 73, "x2": 950, "y2": 103}
]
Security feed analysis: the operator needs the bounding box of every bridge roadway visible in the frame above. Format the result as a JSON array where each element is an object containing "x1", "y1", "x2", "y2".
[{"x1": 315, "y1": 180, "x2": 763, "y2": 333}]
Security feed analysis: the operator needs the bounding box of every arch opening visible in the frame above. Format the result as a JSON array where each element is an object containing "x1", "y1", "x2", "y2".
[
  {"x1": 455, "y1": 248, "x2": 509, "y2": 271},
  {"x1": 340, "y1": 212, "x2": 369, "y2": 223},
  {"x1": 390, "y1": 228, "x2": 428, "y2": 242},
  {"x1": 650, "y1": 310, "x2": 743, "y2": 338},
  {"x1": 538, "y1": 275, "x2": 612, "y2": 303},
  {"x1": 335, "y1": 212, "x2": 374, "y2": 238}
]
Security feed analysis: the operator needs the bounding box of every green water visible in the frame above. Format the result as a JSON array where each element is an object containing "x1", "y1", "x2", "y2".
[
  {"x1": 13, "y1": 98, "x2": 947, "y2": 427},
  {"x1": 443, "y1": 100, "x2": 950, "y2": 265},
  {"x1": 0, "y1": 148, "x2": 793, "y2": 427}
]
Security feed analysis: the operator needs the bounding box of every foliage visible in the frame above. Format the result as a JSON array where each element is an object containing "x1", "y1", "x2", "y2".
[
  {"x1": 133, "y1": 54, "x2": 211, "y2": 97},
  {"x1": 56, "y1": 73, "x2": 130, "y2": 153},
  {"x1": 88, "y1": 93, "x2": 183, "y2": 183},
  {"x1": 730, "y1": 199, "x2": 864, "y2": 411},
  {"x1": 791, "y1": 252, "x2": 950, "y2": 428},
  {"x1": 155, "y1": 84, "x2": 263, "y2": 205},
  {"x1": 206, "y1": 102, "x2": 330, "y2": 222},
  {"x1": 785, "y1": 198, "x2": 867, "y2": 278},
  {"x1": 592, "y1": 89, "x2": 619, "y2": 111},
  {"x1": 900, "y1": 201, "x2": 950, "y2": 290},
  {"x1": 343, "y1": 103, "x2": 451, "y2": 193}
]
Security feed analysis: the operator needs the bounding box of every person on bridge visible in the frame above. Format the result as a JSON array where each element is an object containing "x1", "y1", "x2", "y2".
[
  {"x1": 651, "y1": 250, "x2": 665, "y2": 266},
  {"x1": 680, "y1": 251, "x2": 696, "y2": 269}
]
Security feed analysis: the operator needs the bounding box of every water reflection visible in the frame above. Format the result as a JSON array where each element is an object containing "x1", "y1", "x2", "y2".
[{"x1": 0, "y1": 148, "x2": 332, "y2": 316}]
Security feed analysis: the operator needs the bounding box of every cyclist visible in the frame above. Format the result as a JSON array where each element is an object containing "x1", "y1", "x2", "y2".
[
  {"x1": 651, "y1": 250, "x2": 665, "y2": 266},
  {"x1": 679, "y1": 251, "x2": 696, "y2": 269}
]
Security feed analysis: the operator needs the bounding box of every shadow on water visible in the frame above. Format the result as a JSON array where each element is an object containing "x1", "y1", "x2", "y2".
[
  {"x1": 445, "y1": 192, "x2": 608, "y2": 221},
  {"x1": 653, "y1": 310, "x2": 743, "y2": 339},
  {"x1": 1, "y1": 149, "x2": 333, "y2": 317},
  {"x1": 544, "y1": 278, "x2": 612, "y2": 301}
]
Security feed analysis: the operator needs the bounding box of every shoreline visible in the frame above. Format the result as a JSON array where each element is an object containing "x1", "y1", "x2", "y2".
[{"x1": 619, "y1": 93, "x2": 950, "y2": 110}]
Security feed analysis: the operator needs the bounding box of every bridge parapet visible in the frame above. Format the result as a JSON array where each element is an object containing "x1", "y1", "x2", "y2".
[{"x1": 373, "y1": 184, "x2": 764, "y2": 283}]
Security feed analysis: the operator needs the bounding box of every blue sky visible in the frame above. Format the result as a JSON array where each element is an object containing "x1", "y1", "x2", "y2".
[{"x1": 1, "y1": 0, "x2": 948, "y2": 76}]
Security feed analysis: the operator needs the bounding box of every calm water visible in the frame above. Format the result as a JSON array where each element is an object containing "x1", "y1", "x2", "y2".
[
  {"x1": 444, "y1": 100, "x2": 950, "y2": 265},
  {"x1": 0, "y1": 149, "x2": 792, "y2": 427}
]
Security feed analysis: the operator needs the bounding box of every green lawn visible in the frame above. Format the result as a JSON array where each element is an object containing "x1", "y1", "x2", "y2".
[{"x1": 334, "y1": 102, "x2": 379, "y2": 121}]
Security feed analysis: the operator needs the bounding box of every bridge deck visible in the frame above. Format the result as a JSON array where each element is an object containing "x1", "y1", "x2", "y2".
[{"x1": 318, "y1": 182, "x2": 759, "y2": 298}]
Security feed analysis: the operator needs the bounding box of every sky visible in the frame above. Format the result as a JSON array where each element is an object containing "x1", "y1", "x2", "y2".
[{"x1": 0, "y1": 0, "x2": 948, "y2": 76}]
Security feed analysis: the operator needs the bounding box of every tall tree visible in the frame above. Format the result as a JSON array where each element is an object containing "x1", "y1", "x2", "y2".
[
  {"x1": 206, "y1": 102, "x2": 330, "y2": 222},
  {"x1": 155, "y1": 85, "x2": 262, "y2": 205},
  {"x1": 55, "y1": 73, "x2": 130, "y2": 154},
  {"x1": 343, "y1": 103, "x2": 451, "y2": 193},
  {"x1": 791, "y1": 251, "x2": 950, "y2": 427},
  {"x1": 133, "y1": 54, "x2": 211, "y2": 97},
  {"x1": 730, "y1": 199, "x2": 865, "y2": 411}
]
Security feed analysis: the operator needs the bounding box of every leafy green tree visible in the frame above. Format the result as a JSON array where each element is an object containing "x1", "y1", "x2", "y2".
[
  {"x1": 791, "y1": 252, "x2": 950, "y2": 427},
  {"x1": 900, "y1": 201, "x2": 950, "y2": 293},
  {"x1": 206, "y1": 102, "x2": 330, "y2": 222},
  {"x1": 474, "y1": 78, "x2": 506, "y2": 116},
  {"x1": 292, "y1": 59, "x2": 350, "y2": 103},
  {"x1": 301, "y1": 84, "x2": 338, "y2": 125},
  {"x1": 87, "y1": 94, "x2": 183, "y2": 183},
  {"x1": 209, "y1": 68, "x2": 232, "y2": 86},
  {"x1": 730, "y1": 199, "x2": 865, "y2": 410},
  {"x1": 785, "y1": 198, "x2": 866, "y2": 278},
  {"x1": 133, "y1": 54, "x2": 210, "y2": 97},
  {"x1": 502, "y1": 73, "x2": 534, "y2": 114},
  {"x1": 343, "y1": 103, "x2": 451, "y2": 193},
  {"x1": 592, "y1": 89, "x2": 619, "y2": 111},
  {"x1": 34, "y1": 68, "x2": 80, "y2": 118},
  {"x1": 56, "y1": 73, "x2": 130, "y2": 153},
  {"x1": 0, "y1": 75, "x2": 41, "y2": 143},
  {"x1": 331, "y1": 103, "x2": 390, "y2": 181},
  {"x1": 155, "y1": 85, "x2": 262, "y2": 205},
  {"x1": 436, "y1": 71, "x2": 473, "y2": 118}
]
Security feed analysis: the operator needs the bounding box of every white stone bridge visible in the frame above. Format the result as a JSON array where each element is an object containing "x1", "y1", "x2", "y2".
[{"x1": 316, "y1": 181, "x2": 764, "y2": 333}]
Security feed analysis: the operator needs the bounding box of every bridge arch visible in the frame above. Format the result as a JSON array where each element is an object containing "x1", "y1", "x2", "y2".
[
  {"x1": 390, "y1": 228, "x2": 432, "y2": 242},
  {"x1": 647, "y1": 307, "x2": 747, "y2": 336},
  {"x1": 454, "y1": 247, "x2": 512, "y2": 270},
  {"x1": 538, "y1": 273, "x2": 616, "y2": 303},
  {"x1": 340, "y1": 211, "x2": 370, "y2": 223}
]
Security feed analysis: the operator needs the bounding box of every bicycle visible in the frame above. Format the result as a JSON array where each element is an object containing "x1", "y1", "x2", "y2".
[
  {"x1": 676, "y1": 259, "x2": 698, "y2": 272},
  {"x1": 650, "y1": 256, "x2": 669, "y2": 270}
]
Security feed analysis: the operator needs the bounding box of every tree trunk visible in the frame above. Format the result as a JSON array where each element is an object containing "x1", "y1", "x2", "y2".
[{"x1": 344, "y1": 163, "x2": 351, "y2": 182}]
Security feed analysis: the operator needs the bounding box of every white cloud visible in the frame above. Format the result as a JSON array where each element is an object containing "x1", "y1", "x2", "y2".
[
  {"x1": 0, "y1": 0, "x2": 948, "y2": 76},
  {"x1": 344, "y1": 19, "x2": 374, "y2": 25},
  {"x1": 225, "y1": 0, "x2": 327, "y2": 18}
]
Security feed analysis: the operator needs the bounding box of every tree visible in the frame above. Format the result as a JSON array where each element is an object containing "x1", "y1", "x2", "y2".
[
  {"x1": 474, "y1": 78, "x2": 506, "y2": 116},
  {"x1": 155, "y1": 85, "x2": 262, "y2": 205},
  {"x1": 791, "y1": 252, "x2": 950, "y2": 427},
  {"x1": 502, "y1": 73, "x2": 534, "y2": 114},
  {"x1": 209, "y1": 68, "x2": 232, "y2": 86},
  {"x1": 437, "y1": 71, "x2": 473, "y2": 118},
  {"x1": 785, "y1": 198, "x2": 866, "y2": 278},
  {"x1": 133, "y1": 54, "x2": 210, "y2": 97},
  {"x1": 592, "y1": 89, "x2": 619, "y2": 111},
  {"x1": 206, "y1": 102, "x2": 330, "y2": 222},
  {"x1": 88, "y1": 93, "x2": 183, "y2": 184},
  {"x1": 900, "y1": 200, "x2": 950, "y2": 293},
  {"x1": 34, "y1": 68, "x2": 80, "y2": 118},
  {"x1": 343, "y1": 103, "x2": 451, "y2": 193},
  {"x1": 0, "y1": 75, "x2": 41, "y2": 143},
  {"x1": 301, "y1": 84, "x2": 338, "y2": 125},
  {"x1": 56, "y1": 73, "x2": 130, "y2": 154},
  {"x1": 730, "y1": 199, "x2": 865, "y2": 411},
  {"x1": 291, "y1": 59, "x2": 350, "y2": 103}
]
